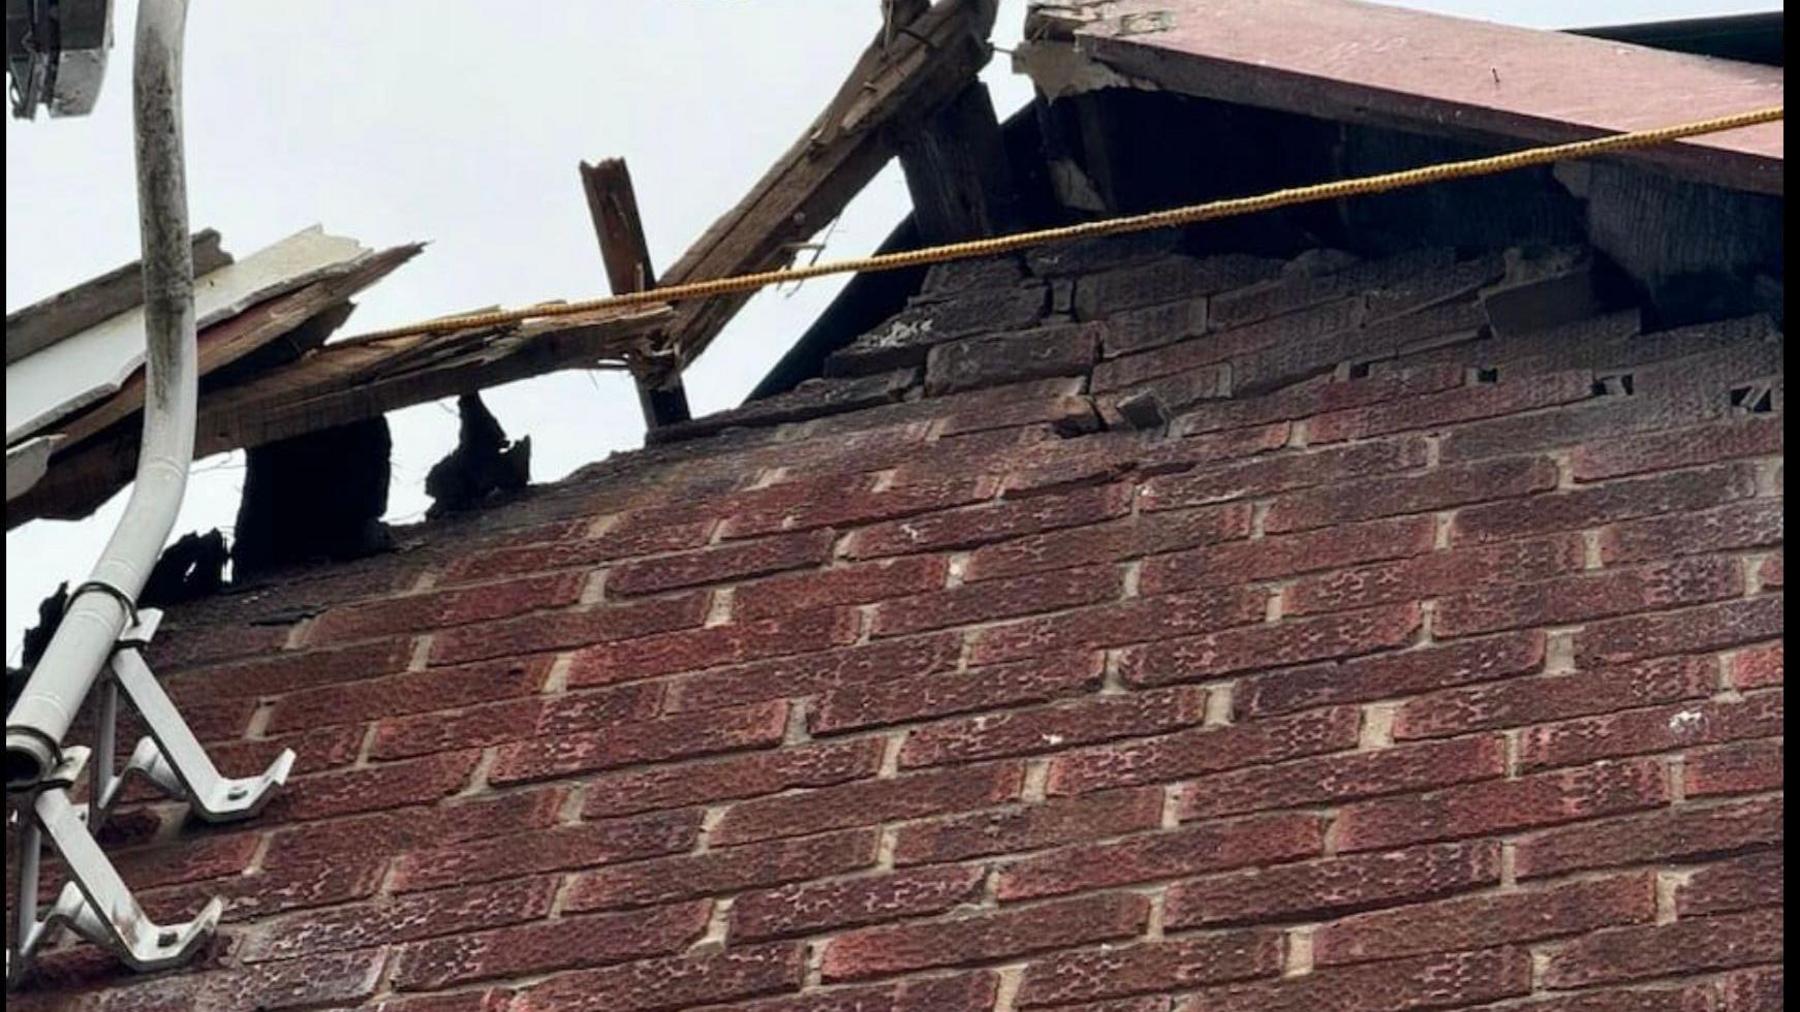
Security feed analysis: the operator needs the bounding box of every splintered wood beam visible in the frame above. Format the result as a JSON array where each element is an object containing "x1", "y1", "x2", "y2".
[
  {"x1": 896, "y1": 80, "x2": 1015, "y2": 242},
  {"x1": 659, "y1": 0, "x2": 999, "y2": 370},
  {"x1": 579, "y1": 156, "x2": 691, "y2": 429}
]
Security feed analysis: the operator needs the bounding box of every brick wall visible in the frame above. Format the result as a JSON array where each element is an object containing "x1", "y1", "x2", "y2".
[{"x1": 8, "y1": 235, "x2": 1782, "y2": 1011}]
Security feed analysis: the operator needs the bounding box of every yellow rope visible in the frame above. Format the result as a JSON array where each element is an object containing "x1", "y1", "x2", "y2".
[{"x1": 353, "y1": 105, "x2": 1782, "y2": 344}]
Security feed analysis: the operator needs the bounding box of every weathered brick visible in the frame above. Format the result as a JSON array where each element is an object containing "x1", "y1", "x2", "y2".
[
  {"x1": 1237, "y1": 632, "x2": 1547, "y2": 720},
  {"x1": 164, "y1": 637, "x2": 414, "y2": 702},
  {"x1": 1016, "y1": 930, "x2": 1283, "y2": 1007},
  {"x1": 722, "y1": 478, "x2": 994, "y2": 540},
  {"x1": 812, "y1": 653, "x2": 1101, "y2": 735},
  {"x1": 1334, "y1": 758, "x2": 1668, "y2": 852},
  {"x1": 262, "y1": 788, "x2": 565, "y2": 871},
  {"x1": 1265, "y1": 456, "x2": 1558, "y2": 533},
  {"x1": 1685, "y1": 738, "x2": 1784, "y2": 798},
  {"x1": 1542, "y1": 908, "x2": 1782, "y2": 988},
  {"x1": 669, "y1": 632, "x2": 962, "y2": 712},
  {"x1": 489, "y1": 701, "x2": 788, "y2": 785},
  {"x1": 200, "y1": 723, "x2": 366, "y2": 779},
  {"x1": 1283, "y1": 533, "x2": 1585, "y2": 617},
  {"x1": 969, "y1": 585, "x2": 1268, "y2": 665},
  {"x1": 392, "y1": 809, "x2": 700, "y2": 893},
  {"x1": 1572, "y1": 597, "x2": 1783, "y2": 667},
  {"x1": 1163, "y1": 840, "x2": 1500, "y2": 929},
  {"x1": 1514, "y1": 796, "x2": 1782, "y2": 880},
  {"x1": 1517, "y1": 692, "x2": 1783, "y2": 772},
  {"x1": 926, "y1": 322, "x2": 1101, "y2": 394},
  {"x1": 374, "y1": 990, "x2": 513, "y2": 1012},
  {"x1": 612, "y1": 473, "x2": 873, "y2": 536},
  {"x1": 263, "y1": 750, "x2": 480, "y2": 824},
  {"x1": 141, "y1": 853, "x2": 384, "y2": 926},
  {"x1": 673, "y1": 974, "x2": 999, "y2": 1012},
  {"x1": 894, "y1": 788, "x2": 1165, "y2": 866},
  {"x1": 506, "y1": 942, "x2": 803, "y2": 1012},
  {"x1": 566, "y1": 606, "x2": 860, "y2": 686},
  {"x1": 1677, "y1": 850, "x2": 1783, "y2": 917},
  {"x1": 1759, "y1": 551, "x2": 1782, "y2": 588},
  {"x1": 1171, "y1": 948, "x2": 1531, "y2": 1012},
  {"x1": 966, "y1": 504, "x2": 1253, "y2": 583},
  {"x1": 307, "y1": 571, "x2": 584, "y2": 645},
  {"x1": 1306, "y1": 370, "x2": 1593, "y2": 443},
  {"x1": 580, "y1": 738, "x2": 884, "y2": 819},
  {"x1": 146, "y1": 620, "x2": 292, "y2": 672},
  {"x1": 734, "y1": 865, "x2": 986, "y2": 942},
  {"x1": 821, "y1": 891, "x2": 1149, "y2": 982},
  {"x1": 606, "y1": 529, "x2": 835, "y2": 596},
  {"x1": 441, "y1": 519, "x2": 714, "y2": 584},
  {"x1": 428, "y1": 590, "x2": 710, "y2": 666},
  {"x1": 1393, "y1": 656, "x2": 1717, "y2": 741},
  {"x1": 1178, "y1": 734, "x2": 1505, "y2": 820},
  {"x1": 1572, "y1": 416, "x2": 1782, "y2": 482},
  {"x1": 1075, "y1": 254, "x2": 1282, "y2": 321},
  {"x1": 1719, "y1": 965, "x2": 1785, "y2": 1012},
  {"x1": 1120, "y1": 603, "x2": 1423, "y2": 686},
  {"x1": 1143, "y1": 515, "x2": 1436, "y2": 595},
  {"x1": 1137, "y1": 421, "x2": 1295, "y2": 474},
  {"x1": 1453, "y1": 464, "x2": 1760, "y2": 544},
  {"x1": 940, "y1": 392, "x2": 1096, "y2": 437},
  {"x1": 268, "y1": 654, "x2": 552, "y2": 733},
  {"x1": 713, "y1": 763, "x2": 1023, "y2": 846},
  {"x1": 239, "y1": 876, "x2": 557, "y2": 962},
  {"x1": 832, "y1": 284, "x2": 1050, "y2": 374},
  {"x1": 1730, "y1": 642, "x2": 1783, "y2": 690},
  {"x1": 1176, "y1": 363, "x2": 1465, "y2": 438},
  {"x1": 391, "y1": 899, "x2": 710, "y2": 990},
  {"x1": 1140, "y1": 437, "x2": 1428, "y2": 512},
  {"x1": 899, "y1": 686, "x2": 1210, "y2": 768},
  {"x1": 873, "y1": 564, "x2": 1125, "y2": 638},
  {"x1": 45, "y1": 950, "x2": 389, "y2": 1012},
  {"x1": 1047, "y1": 706, "x2": 1362, "y2": 795},
  {"x1": 1211, "y1": 249, "x2": 1450, "y2": 331},
  {"x1": 564, "y1": 829, "x2": 878, "y2": 911},
  {"x1": 733, "y1": 556, "x2": 949, "y2": 620},
  {"x1": 1437, "y1": 557, "x2": 1743, "y2": 638},
  {"x1": 1313, "y1": 872, "x2": 1655, "y2": 967},
  {"x1": 846, "y1": 483, "x2": 1134, "y2": 558},
  {"x1": 996, "y1": 812, "x2": 1326, "y2": 900},
  {"x1": 1100, "y1": 296, "x2": 1208, "y2": 358},
  {"x1": 370, "y1": 681, "x2": 662, "y2": 761},
  {"x1": 1600, "y1": 500, "x2": 1783, "y2": 564},
  {"x1": 1099, "y1": 295, "x2": 1366, "y2": 394}
]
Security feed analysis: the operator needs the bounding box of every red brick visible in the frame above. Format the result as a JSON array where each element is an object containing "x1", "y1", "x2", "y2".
[
  {"x1": 580, "y1": 738, "x2": 885, "y2": 819},
  {"x1": 1140, "y1": 437, "x2": 1429, "y2": 512},
  {"x1": 262, "y1": 787, "x2": 565, "y2": 871},
  {"x1": 1453, "y1": 464, "x2": 1760, "y2": 544},
  {"x1": 146, "y1": 621, "x2": 292, "y2": 672},
  {"x1": 1098, "y1": 293, "x2": 1364, "y2": 393},
  {"x1": 1134, "y1": 421, "x2": 1294, "y2": 474},
  {"x1": 899, "y1": 686, "x2": 1210, "y2": 768},
  {"x1": 1543, "y1": 908, "x2": 1782, "y2": 988},
  {"x1": 1439, "y1": 557, "x2": 1744, "y2": 638},
  {"x1": 442, "y1": 518, "x2": 715, "y2": 584},
  {"x1": 1265, "y1": 456, "x2": 1558, "y2": 533},
  {"x1": 1572, "y1": 416, "x2": 1783, "y2": 481},
  {"x1": 1393, "y1": 656, "x2": 1717, "y2": 741},
  {"x1": 927, "y1": 322, "x2": 1102, "y2": 395},
  {"x1": 1456, "y1": 983, "x2": 1714, "y2": 1012},
  {"x1": 263, "y1": 750, "x2": 479, "y2": 824},
  {"x1": 872, "y1": 564, "x2": 1124, "y2": 638},
  {"x1": 1306, "y1": 370, "x2": 1593, "y2": 443},
  {"x1": 268, "y1": 654, "x2": 552, "y2": 733},
  {"x1": 1120, "y1": 603, "x2": 1423, "y2": 686},
  {"x1": 1677, "y1": 850, "x2": 1783, "y2": 917},
  {"x1": 239, "y1": 875, "x2": 557, "y2": 962},
  {"x1": 1048, "y1": 706, "x2": 1361, "y2": 795},
  {"x1": 734, "y1": 556, "x2": 949, "y2": 620},
  {"x1": 489, "y1": 701, "x2": 787, "y2": 785},
  {"x1": 813, "y1": 653, "x2": 1101, "y2": 734},
  {"x1": 606, "y1": 473, "x2": 865, "y2": 536},
  {"x1": 1144, "y1": 515, "x2": 1436, "y2": 596},
  {"x1": 164, "y1": 637, "x2": 414, "y2": 701},
  {"x1": 567, "y1": 606, "x2": 860, "y2": 686},
  {"x1": 606, "y1": 529, "x2": 834, "y2": 596},
  {"x1": 78, "y1": 832, "x2": 262, "y2": 895},
  {"x1": 1016, "y1": 930, "x2": 1283, "y2": 1007},
  {"x1": 1518, "y1": 693, "x2": 1783, "y2": 772},
  {"x1": 1719, "y1": 966, "x2": 1784, "y2": 1012},
  {"x1": 1178, "y1": 734, "x2": 1505, "y2": 820},
  {"x1": 1163, "y1": 840, "x2": 1500, "y2": 929},
  {"x1": 1335, "y1": 757, "x2": 1669, "y2": 852},
  {"x1": 669, "y1": 633, "x2": 962, "y2": 712},
  {"x1": 713, "y1": 762, "x2": 1024, "y2": 846},
  {"x1": 565, "y1": 829, "x2": 879, "y2": 911},
  {"x1": 1077, "y1": 253, "x2": 1282, "y2": 319},
  {"x1": 38, "y1": 950, "x2": 390, "y2": 1012},
  {"x1": 1514, "y1": 796, "x2": 1782, "y2": 880},
  {"x1": 1600, "y1": 500, "x2": 1783, "y2": 564},
  {"x1": 374, "y1": 991, "x2": 513, "y2": 1012},
  {"x1": 894, "y1": 788, "x2": 1165, "y2": 866},
  {"x1": 1685, "y1": 738, "x2": 1784, "y2": 798},
  {"x1": 1171, "y1": 947, "x2": 1531, "y2": 1012},
  {"x1": 722, "y1": 477, "x2": 994, "y2": 539},
  {"x1": 1730, "y1": 642, "x2": 1783, "y2": 690},
  {"x1": 996, "y1": 812, "x2": 1326, "y2": 900},
  {"x1": 307, "y1": 571, "x2": 584, "y2": 646},
  {"x1": 428, "y1": 590, "x2": 710, "y2": 666},
  {"x1": 845, "y1": 483, "x2": 1134, "y2": 558},
  {"x1": 391, "y1": 898, "x2": 710, "y2": 990},
  {"x1": 820, "y1": 891, "x2": 1150, "y2": 982},
  {"x1": 733, "y1": 865, "x2": 986, "y2": 941},
  {"x1": 1177, "y1": 363, "x2": 1465, "y2": 438},
  {"x1": 142, "y1": 854, "x2": 385, "y2": 925},
  {"x1": 202, "y1": 724, "x2": 366, "y2": 778},
  {"x1": 1759, "y1": 551, "x2": 1782, "y2": 588},
  {"x1": 392, "y1": 809, "x2": 700, "y2": 893},
  {"x1": 1313, "y1": 872, "x2": 1655, "y2": 967},
  {"x1": 965, "y1": 505, "x2": 1253, "y2": 582},
  {"x1": 972, "y1": 585, "x2": 1267, "y2": 665},
  {"x1": 940, "y1": 392, "x2": 1096, "y2": 437},
  {"x1": 370, "y1": 681, "x2": 662, "y2": 761},
  {"x1": 1283, "y1": 533, "x2": 1585, "y2": 617},
  {"x1": 507, "y1": 942, "x2": 803, "y2": 1012},
  {"x1": 663, "y1": 973, "x2": 1000, "y2": 1012},
  {"x1": 1573, "y1": 597, "x2": 1783, "y2": 667}
]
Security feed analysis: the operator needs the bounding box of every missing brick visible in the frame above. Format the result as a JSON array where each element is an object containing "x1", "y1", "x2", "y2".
[
  {"x1": 1590, "y1": 373, "x2": 1634, "y2": 398},
  {"x1": 1474, "y1": 367, "x2": 1500, "y2": 384},
  {"x1": 1344, "y1": 360, "x2": 1374, "y2": 380},
  {"x1": 1729, "y1": 383, "x2": 1774, "y2": 414}
]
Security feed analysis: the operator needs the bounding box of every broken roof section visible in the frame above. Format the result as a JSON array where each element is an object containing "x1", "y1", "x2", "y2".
[{"x1": 1017, "y1": 0, "x2": 1782, "y2": 195}]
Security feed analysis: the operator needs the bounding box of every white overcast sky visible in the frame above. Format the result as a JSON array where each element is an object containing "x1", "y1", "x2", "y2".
[{"x1": 3, "y1": 0, "x2": 1778, "y2": 659}]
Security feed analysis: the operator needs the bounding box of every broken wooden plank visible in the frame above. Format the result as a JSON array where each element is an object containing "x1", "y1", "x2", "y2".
[
  {"x1": 580, "y1": 158, "x2": 658, "y2": 297},
  {"x1": 658, "y1": 0, "x2": 999, "y2": 370},
  {"x1": 896, "y1": 80, "x2": 1016, "y2": 242}
]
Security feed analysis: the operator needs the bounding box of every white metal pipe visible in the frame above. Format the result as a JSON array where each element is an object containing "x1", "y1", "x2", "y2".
[{"x1": 6, "y1": 0, "x2": 195, "y2": 789}]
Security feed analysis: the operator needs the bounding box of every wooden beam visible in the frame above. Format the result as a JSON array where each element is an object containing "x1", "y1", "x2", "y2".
[
  {"x1": 659, "y1": 0, "x2": 998, "y2": 370},
  {"x1": 895, "y1": 80, "x2": 1015, "y2": 242}
]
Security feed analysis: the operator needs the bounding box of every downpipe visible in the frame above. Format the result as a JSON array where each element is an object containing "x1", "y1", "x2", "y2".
[{"x1": 6, "y1": 0, "x2": 195, "y2": 790}]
